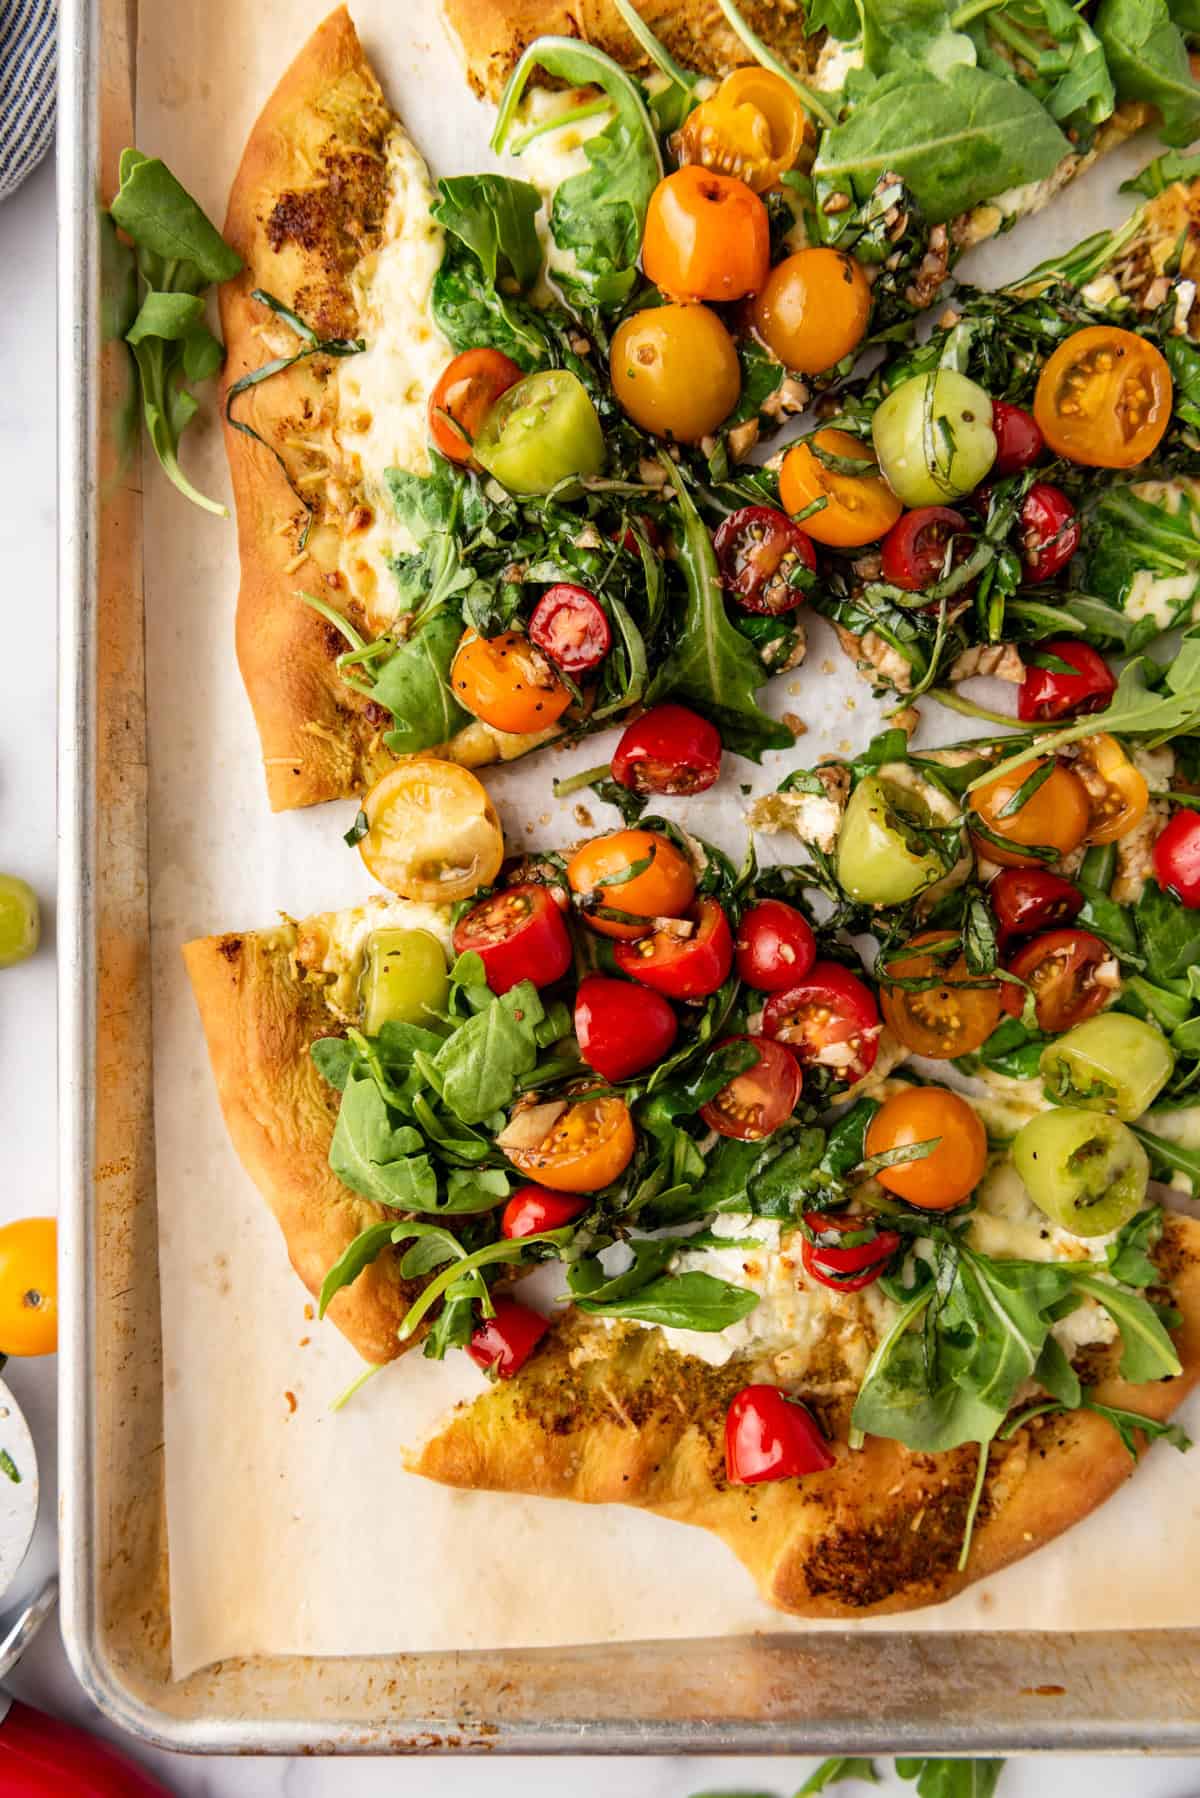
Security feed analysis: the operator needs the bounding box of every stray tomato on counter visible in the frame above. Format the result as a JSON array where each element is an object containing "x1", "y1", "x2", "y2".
[{"x1": 0, "y1": 1217, "x2": 57, "y2": 1356}]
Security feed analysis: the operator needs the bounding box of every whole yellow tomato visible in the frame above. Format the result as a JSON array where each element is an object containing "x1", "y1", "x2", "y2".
[{"x1": 0, "y1": 1218, "x2": 57, "y2": 1356}]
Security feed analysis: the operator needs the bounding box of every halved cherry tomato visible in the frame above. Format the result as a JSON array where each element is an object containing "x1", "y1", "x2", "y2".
[
  {"x1": 642, "y1": 165, "x2": 770, "y2": 303},
  {"x1": 990, "y1": 399, "x2": 1044, "y2": 476},
  {"x1": 725, "y1": 1384, "x2": 835, "y2": 1485},
  {"x1": 675, "y1": 67, "x2": 808, "y2": 193},
  {"x1": 0, "y1": 1217, "x2": 57, "y2": 1356},
  {"x1": 1154, "y1": 808, "x2": 1200, "y2": 908},
  {"x1": 1033, "y1": 325, "x2": 1172, "y2": 470},
  {"x1": 574, "y1": 975, "x2": 678, "y2": 1082},
  {"x1": 1003, "y1": 928, "x2": 1117, "y2": 1032},
  {"x1": 614, "y1": 896, "x2": 734, "y2": 1000},
  {"x1": 467, "y1": 1299, "x2": 549, "y2": 1379},
  {"x1": 970, "y1": 757, "x2": 1090, "y2": 868},
  {"x1": 762, "y1": 961, "x2": 880, "y2": 1083},
  {"x1": 452, "y1": 883, "x2": 572, "y2": 994},
  {"x1": 734, "y1": 898, "x2": 817, "y2": 992},
  {"x1": 878, "y1": 931, "x2": 1002, "y2": 1060},
  {"x1": 1073, "y1": 734, "x2": 1149, "y2": 846},
  {"x1": 752, "y1": 248, "x2": 872, "y2": 377},
  {"x1": 1020, "y1": 482, "x2": 1080, "y2": 583},
  {"x1": 501, "y1": 1185, "x2": 588, "y2": 1240},
  {"x1": 987, "y1": 868, "x2": 1083, "y2": 946},
  {"x1": 779, "y1": 430, "x2": 903, "y2": 548},
  {"x1": 528, "y1": 585, "x2": 611, "y2": 676},
  {"x1": 451, "y1": 629, "x2": 572, "y2": 735},
  {"x1": 800, "y1": 1212, "x2": 901, "y2": 1292},
  {"x1": 611, "y1": 304, "x2": 741, "y2": 442},
  {"x1": 700, "y1": 1035, "x2": 802, "y2": 1141},
  {"x1": 611, "y1": 704, "x2": 722, "y2": 796},
  {"x1": 713, "y1": 506, "x2": 816, "y2": 614},
  {"x1": 357, "y1": 758, "x2": 504, "y2": 904},
  {"x1": 501, "y1": 1092, "x2": 636, "y2": 1191},
  {"x1": 865, "y1": 1087, "x2": 987, "y2": 1211},
  {"x1": 567, "y1": 829, "x2": 697, "y2": 940},
  {"x1": 428, "y1": 348, "x2": 523, "y2": 465},
  {"x1": 1018, "y1": 639, "x2": 1116, "y2": 723},
  {"x1": 880, "y1": 506, "x2": 969, "y2": 592}
]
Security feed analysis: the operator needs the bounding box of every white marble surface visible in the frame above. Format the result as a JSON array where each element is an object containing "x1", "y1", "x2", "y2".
[{"x1": 1, "y1": 142, "x2": 1198, "y2": 1797}]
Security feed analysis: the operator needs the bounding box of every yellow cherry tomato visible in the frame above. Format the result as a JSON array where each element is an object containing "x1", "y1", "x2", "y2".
[
  {"x1": 501, "y1": 1094, "x2": 636, "y2": 1192},
  {"x1": 451, "y1": 629, "x2": 572, "y2": 736},
  {"x1": 642, "y1": 166, "x2": 770, "y2": 302},
  {"x1": 1073, "y1": 734, "x2": 1150, "y2": 846},
  {"x1": 1034, "y1": 326, "x2": 1173, "y2": 469},
  {"x1": 779, "y1": 429, "x2": 903, "y2": 547},
  {"x1": 0, "y1": 1218, "x2": 57, "y2": 1356},
  {"x1": 675, "y1": 67, "x2": 808, "y2": 192},
  {"x1": 865, "y1": 1088, "x2": 987, "y2": 1211},
  {"x1": 357, "y1": 757, "x2": 504, "y2": 904},
  {"x1": 970, "y1": 757, "x2": 1090, "y2": 868},
  {"x1": 753, "y1": 249, "x2": 872, "y2": 376},
  {"x1": 567, "y1": 828, "x2": 697, "y2": 940},
  {"x1": 610, "y1": 304, "x2": 741, "y2": 442}
]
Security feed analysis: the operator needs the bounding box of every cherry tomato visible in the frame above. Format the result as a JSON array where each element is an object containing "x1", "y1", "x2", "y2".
[
  {"x1": 567, "y1": 829, "x2": 697, "y2": 940},
  {"x1": 1020, "y1": 482, "x2": 1080, "y2": 583},
  {"x1": 1003, "y1": 929, "x2": 1116, "y2": 1032},
  {"x1": 675, "y1": 67, "x2": 808, "y2": 193},
  {"x1": 610, "y1": 304, "x2": 741, "y2": 442},
  {"x1": 611, "y1": 513, "x2": 662, "y2": 554},
  {"x1": 613, "y1": 896, "x2": 734, "y2": 1000},
  {"x1": 779, "y1": 430, "x2": 903, "y2": 549},
  {"x1": 0, "y1": 1217, "x2": 57, "y2": 1356},
  {"x1": 451, "y1": 629, "x2": 572, "y2": 735},
  {"x1": 970, "y1": 757, "x2": 1089, "y2": 868},
  {"x1": 474, "y1": 369, "x2": 605, "y2": 495},
  {"x1": 726, "y1": 1384, "x2": 835, "y2": 1484},
  {"x1": 734, "y1": 898, "x2": 817, "y2": 992},
  {"x1": 879, "y1": 931, "x2": 1002, "y2": 1061},
  {"x1": 880, "y1": 506, "x2": 969, "y2": 592},
  {"x1": 427, "y1": 348, "x2": 523, "y2": 465},
  {"x1": 1018, "y1": 639, "x2": 1116, "y2": 723},
  {"x1": 1033, "y1": 325, "x2": 1173, "y2": 469},
  {"x1": 574, "y1": 974, "x2": 678, "y2": 1082},
  {"x1": 865, "y1": 1087, "x2": 987, "y2": 1211},
  {"x1": 990, "y1": 399, "x2": 1044, "y2": 476},
  {"x1": 452, "y1": 883, "x2": 572, "y2": 994},
  {"x1": 987, "y1": 868, "x2": 1083, "y2": 946},
  {"x1": 752, "y1": 248, "x2": 872, "y2": 376},
  {"x1": 642, "y1": 165, "x2": 770, "y2": 303},
  {"x1": 357, "y1": 758, "x2": 504, "y2": 904},
  {"x1": 1154, "y1": 808, "x2": 1200, "y2": 908},
  {"x1": 501, "y1": 1185, "x2": 588, "y2": 1240},
  {"x1": 800, "y1": 1212, "x2": 901, "y2": 1292},
  {"x1": 700, "y1": 1035, "x2": 802, "y2": 1141},
  {"x1": 713, "y1": 506, "x2": 816, "y2": 614},
  {"x1": 762, "y1": 961, "x2": 880, "y2": 1083},
  {"x1": 528, "y1": 584, "x2": 611, "y2": 676},
  {"x1": 501, "y1": 1093, "x2": 636, "y2": 1191},
  {"x1": 1073, "y1": 734, "x2": 1150, "y2": 846},
  {"x1": 611, "y1": 704, "x2": 722, "y2": 796},
  {"x1": 467, "y1": 1299, "x2": 549, "y2": 1380}
]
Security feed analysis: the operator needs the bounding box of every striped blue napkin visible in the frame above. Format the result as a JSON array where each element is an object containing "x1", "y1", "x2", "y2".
[{"x1": 0, "y1": 0, "x2": 56, "y2": 201}]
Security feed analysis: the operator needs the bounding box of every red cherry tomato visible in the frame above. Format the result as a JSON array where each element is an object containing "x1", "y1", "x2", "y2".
[
  {"x1": 991, "y1": 400, "x2": 1044, "y2": 476},
  {"x1": 611, "y1": 703, "x2": 723, "y2": 796},
  {"x1": 800, "y1": 1212, "x2": 902, "y2": 1291},
  {"x1": 453, "y1": 883, "x2": 573, "y2": 994},
  {"x1": 612, "y1": 514, "x2": 663, "y2": 554},
  {"x1": 725, "y1": 1384, "x2": 836, "y2": 1485},
  {"x1": 501, "y1": 1184, "x2": 589, "y2": 1239},
  {"x1": 1020, "y1": 483, "x2": 1080, "y2": 583},
  {"x1": 762, "y1": 961, "x2": 880, "y2": 1083},
  {"x1": 1154, "y1": 809, "x2": 1200, "y2": 909},
  {"x1": 713, "y1": 506, "x2": 817, "y2": 615},
  {"x1": 613, "y1": 896, "x2": 733, "y2": 999},
  {"x1": 735, "y1": 898, "x2": 817, "y2": 992},
  {"x1": 428, "y1": 348, "x2": 523, "y2": 465},
  {"x1": 1003, "y1": 928, "x2": 1115, "y2": 1032},
  {"x1": 987, "y1": 868, "x2": 1084, "y2": 946},
  {"x1": 1017, "y1": 638, "x2": 1116, "y2": 723},
  {"x1": 528, "y1": 584, "x2": 612, "y2": 676},
  {"x1": 880, "y1": 506, "x2": 969, "y2": 592},
  {"x1": 574, "y1": 974, "x2": 678, "y2": 1082},
  {"x1": 467, "y1": 1299, "x2": 549, "y2": 1379},
  {"x1": 699, "y1": 1035, "x2": 802, "y2": 1141}
]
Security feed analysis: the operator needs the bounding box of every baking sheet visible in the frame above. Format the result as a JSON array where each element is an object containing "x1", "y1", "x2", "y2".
[{"x1": 139, "y1": 0, "x2": 1200, "y2": 1681}]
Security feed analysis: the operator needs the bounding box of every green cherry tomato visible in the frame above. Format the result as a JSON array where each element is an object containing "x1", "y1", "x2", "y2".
[
  {"x1": 361, "y1": 928, "x2": 450, "y2": 1036},
  {"x1": 836, "y1": 767, "x2": 957, "y2": 906},
  {"x1": 474, "y1": 369, "x2": 605, "y2": 496},
  {"x1": 1012, "y1": 1106, "x2": 1149, "y2": 1237},
  {"x1": 871, "y1": 370, "x2": 997, "y2": 507},
  {"x1": 1039, "y1": 1012, "x2": 1175, "y2": 1121},
  {"x1": 0, "y1": 876, "x2": 39, "y2": 969}
]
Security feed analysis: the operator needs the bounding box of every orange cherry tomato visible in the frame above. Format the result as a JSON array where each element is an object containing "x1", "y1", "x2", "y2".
[
  {"x1": 779, "y1": 429, "x2": 903, "y2": 548},
  {"x1": 642, "y1": 166, "x2": 770, "y2": 303},
  {"x1": 427, "y1": 348, "x2": 524, "y2": 465},
  {"x1": 567, "y1": 828, "x2": 697, "y2": 940},
  {"x1": 610, "y1": 303, "x2": 741, "y2": 442},
  {"x1": 0, "y1": 1217, "x2": 57, "y2": 1356},
  {"x1": 450, "y1": 629, "x2": 572, "y2": 736},
  {"x1": 970, "y1": 758, "x2": 1090, "y2": 869},
  {"x1": 357, "y1": 757, "x2": 504, "y2": 903},
  {"x1": 753, "y1": 249, "x2": 872, "y2": 377},
  {"x1": 879, "y1": 931, "x2": 1003, "y2": 1061},
  {"x1": 675, "y1": 68, "x2": 808, "y2": 193},
  {"x1": 865, "y1": 1087, "x2": 987, "y2": 1211},
  {"x1": 501, "y1": 1094, "x2": 635, "y2": 1192},
  {"x1": 1071, "y1": 734, "x2": 1150, "y2": 846},
  {"x1": 1033, "y1": 326, "x2": 1172, "y2": 469}
]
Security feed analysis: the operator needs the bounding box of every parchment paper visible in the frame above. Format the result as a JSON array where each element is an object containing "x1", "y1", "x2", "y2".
[{"x1": 138, "y1": 0, "x2": 1200, "y2": 1679}]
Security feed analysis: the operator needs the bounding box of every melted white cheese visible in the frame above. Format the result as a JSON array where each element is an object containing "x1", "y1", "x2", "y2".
[
  {"x1": 1125, "y1": 569, "x2": 1197, "y2": 630},
  {"x1": 967, "y1": 1161, "x2": 1118, "y2": 1353},
  {"x1": 508, "y1": 89, "x2": 617, "y2": 299},
  {"x1": 812, "y1": 38, "x2": 865, "y2": 91}
]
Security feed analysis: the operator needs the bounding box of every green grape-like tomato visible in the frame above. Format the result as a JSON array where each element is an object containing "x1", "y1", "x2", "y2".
[
  {"x1": 474, "y1": 369, "x2": 605, "y2": 495},
  {"x1": 0, "y1": 876, "x2": 39, "y2": 969},
  {"x1": 836, "y1": 767, "x2": 957, "y2": 906},
  {"x1": 871, "y1": 370, "x2": 998, "y2": 507},
  {"x1": 1039, "y1": 1012, "x2": 1175, "y2": 1121},
  {"x1": 1012, "y1": 1107, "x2": 1149, "y2": 1237},
  {"x1": 361, "y1": 928, "x2": 450, "y2": 1036}
]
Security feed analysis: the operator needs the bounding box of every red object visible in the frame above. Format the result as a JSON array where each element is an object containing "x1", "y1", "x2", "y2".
[
  {"x1": 699, "y1": 1035, "x2": 802, "y2": 1141},
  {"x1": 1003, "y1": 928, "x2": 1113, "y2": 1032},
  {"x1": 990, "y1": 400, "x2": 1044, "y2": 476},
  {"x1": 453, "y1": 883, "x2": 573, "y2": 995},
  {"x1": 713, "y1": 506, "x2": 816, "y2": 614},
  {"x1": 468, "y1": 1299, "x2": 550, "y2": 1379},
  {"x1": 725, "y1": 1385, "x2": 835, "y2": 1485},
  {"x1": 428, "y1": 348, "x2": 523, "y2": 465},
  {"x1": 0, "y1": 1699, "x2": 174, "y2": 1796},
  {"x1": 501, "y1": 1184, "x2": 589, "y2": 1239},
  {"x1": 611, "y1": 704, "x2": 723, "y2": 796},
  {"x1": 1018, "y1": 638, "x2": 1116, "y2": 723},
  {"x1": 762, "y1": 961, "x2": 880, "y2": 1084},
  {"x1": 880, "y1": 506, "x2": 969, "y2": 592},
  {"x1": 528, "y1": 584, "x2": 612, "y2": 676},
  {"x1": 612, "y1": 514, "x2": 662, "y2": 554},
  {"x1": 1020, "y1": 483, "x2": 1080, "y2": 583},
  {"x1": 800, "y1": 1212, "x2": 901, "y2": 1291},
  {"x1": 574, "y1": 975, "x2": 678, "y2": 1081},
  {"x1": 613, "y1": 897, "x2": 733, "y2": 1000},
  {"x1": 988, "y1": 868, "x2": 1084, "y2": 945},
  {"x1": 735, "y1": 897, "x2": 818, "y2": 991},
  {"x1": 1154, "y1": 809, "x2": 1200, "y2": 909}
]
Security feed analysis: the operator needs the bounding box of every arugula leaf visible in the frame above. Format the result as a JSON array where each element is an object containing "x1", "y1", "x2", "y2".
[
  {"x1": 896, "y1": 1760, "x2": 1005, "y2": 1798},
  {"x1": 1121, "y1": 145, "x2": 1200, "y2": 194},
  {"x1": 432, "y1": 238, "x2": 552, "y2": 369},
  {"x1": 573, "y1": 1269, "x2": 761, "y2": 1329},
  {"x1": 1095, "y1": 0, "x2": 1200, "y2": 143},
  {"x1": 1071, "y1": 1272, "x2": 1182, "y2": 1382},
  {"x1": 432, "y1": 979, "x2": 554, "y2": 1124},
  {"x1": 432, "y1": 175, "x2": 542, "y2": 292},
  {"x1": 1134, "y1": 881, "x2": 1200, "y2": 981},
  {"x1": 373, "y1": 609, "x2": 473, "y2": 756},
  {"x1": 1105, "y1": 1207, "x2": 1165, "y2": 1287},
  {"x1": 328, "y1": 1076, "x2": 437, "y2": 1210},
  {"x1": 1086, "y1": 1397, "x2": 1192, "y2": 1457},
  {"x1": 802, "y1": 0, "x2": 861, "y2": 33},
  {"x1": 318, "y1": 1220, "x2": 397, "y2": 1318},
  {"x1": 110, "y1": 149, "x2": 242, "y2": 284},
  {"x1": 1081, "y1": 480, "x2": 1200, "y2": 631},
  {"x1": 795, "y1": 1761, "x2": 879, "y2": 1795}
]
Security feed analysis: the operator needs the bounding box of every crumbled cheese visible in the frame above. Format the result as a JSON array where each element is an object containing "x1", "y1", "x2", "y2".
[
  {"x1": 1125, "y1": 569, "x2": 1197, "y2": 630},
  {"x1": 812, "y1": 38, "x2": 865, "y2": 92}
]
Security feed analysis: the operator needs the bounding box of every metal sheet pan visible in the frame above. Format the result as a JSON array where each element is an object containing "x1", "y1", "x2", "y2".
[{"x1": 55, "y1": 0, "x2": 1200, "y2": 1751}]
